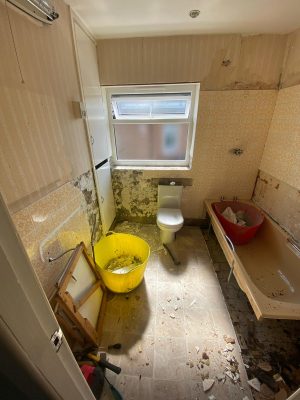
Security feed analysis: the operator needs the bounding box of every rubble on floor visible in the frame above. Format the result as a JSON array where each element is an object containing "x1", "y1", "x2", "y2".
[{"x1": 204, "y1": 229, "x2": 300, "y2": 400}]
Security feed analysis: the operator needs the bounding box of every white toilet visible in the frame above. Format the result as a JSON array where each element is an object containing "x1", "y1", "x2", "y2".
[{"x1": 157, "y1": 183, "x2": 184, "y2": 244}]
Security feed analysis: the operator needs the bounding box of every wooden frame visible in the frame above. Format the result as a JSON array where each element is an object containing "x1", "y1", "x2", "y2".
[{"x1": 54, "y1": 242, "x2": 106, "y2": 348}]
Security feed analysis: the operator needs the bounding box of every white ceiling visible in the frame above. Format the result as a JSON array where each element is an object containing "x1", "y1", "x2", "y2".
[{"x1": 66, "y1": 0, "x2": 300, "y2": 39}]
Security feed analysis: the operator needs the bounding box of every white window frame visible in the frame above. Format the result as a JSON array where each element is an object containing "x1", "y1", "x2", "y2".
[{"x1": 104, "y1": 83, "x2": 200, "y2": 169}]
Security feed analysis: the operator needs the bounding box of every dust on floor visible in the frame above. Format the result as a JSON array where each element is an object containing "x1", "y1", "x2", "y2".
[
  {"x1": 100, "y1": 223, "x2": 253, "y2": 400},
  {"x1": 204, "y1": 229, "x2": 300, "y2": 400}
]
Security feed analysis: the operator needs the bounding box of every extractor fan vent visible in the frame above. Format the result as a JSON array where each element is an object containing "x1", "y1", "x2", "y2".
[{"x1": 7, "y1": 0, "x2": 59, "y2": 24}]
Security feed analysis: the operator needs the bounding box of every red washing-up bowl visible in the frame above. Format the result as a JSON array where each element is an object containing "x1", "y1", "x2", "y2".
[{"x1": 212, "y1": 201, "x2": 265, "y2": 245}]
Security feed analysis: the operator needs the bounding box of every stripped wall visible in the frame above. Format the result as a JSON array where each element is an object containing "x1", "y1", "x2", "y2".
[{"x1": 97, "y1": 34, "x2": 282, "y2": 221}]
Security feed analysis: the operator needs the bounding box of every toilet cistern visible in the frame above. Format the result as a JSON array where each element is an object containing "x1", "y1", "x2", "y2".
[{"x1": 156, "y1": 183, "x2": 184, "y2": 244}]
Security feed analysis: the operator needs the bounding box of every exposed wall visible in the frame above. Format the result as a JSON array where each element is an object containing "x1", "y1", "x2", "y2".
[
  {"x1": 12, "y1": 170, "x2": 100, "y2": 297},
  {"x1": 0, "y1": 0, "x2": 91, "y2": 211},
  {"x1": 255, "y1": 83, "x2": 300, "y2": 241},
  {"x1": 97, "y1": 34, "x2": 287, "y2": 89},
  {"x1": 113, "y1": 90, "x2": 277, "y2": 221}
]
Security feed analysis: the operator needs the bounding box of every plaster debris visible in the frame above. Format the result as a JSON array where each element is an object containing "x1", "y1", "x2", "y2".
[
  {"x1": 225, "y1": 343, "x2": 234, "y2": 352},
  {"x1": 203, "y1": 378, "x2": 215, "y2": 392},
  {"x1": 216, "y1": 373, "x2": 225, "y2": 381},
  {"x1": 138, "y1": 345, "x2": 142, "y2": 353},
  {"x1": 208, "y1": 395, "x2": 216, "y2": 400},
  {"x1": 242, "y1": 397, "x2": 250, "y2": 400},
  {"x1": 176, "y1": 296, "x2": 180, "y2": 301},
  {"x1": 174, "y1": 305, "x2": 178, "y2": 311},
  {"x1": 189, "y1": 299, "x2": 196, "y2": 307},
  {"x1": 258, "y1": 361, "x2": 272, "y2": 372},
  {"x1": 202, "y1": 351, "x2": 209, "y2": 360},
  {"x1": 224, "y1": 335, "x2": 235, "y2": 344},
  {"x1": 167, "y1": 297, "x2": 172, "y2": 302},
  {"x1": 195, "y1": 346, "x2": 200, "y2": 354},
  {"x1": 189, "y1": 361, "x2": 194, "y2": 368},
  {"x1": 247, "y1": 378, "x2": 261, "y2": 392},
  {"x1": 169, "y1": 314, "x2": 176, "y2": 319}
]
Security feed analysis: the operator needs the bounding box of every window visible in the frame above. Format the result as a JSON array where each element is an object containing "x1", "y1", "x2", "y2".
[{"x1": 104, "y1": 84, "x2": 200, "y2": 168}]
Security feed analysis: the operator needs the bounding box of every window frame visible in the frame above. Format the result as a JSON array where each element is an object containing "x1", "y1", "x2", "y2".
[{"x1": 103, "y1": 83, "x2": 200, "y2": 169}]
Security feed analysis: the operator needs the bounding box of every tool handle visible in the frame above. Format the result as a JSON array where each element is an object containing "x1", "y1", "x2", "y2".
[{"x1": 99, "y1": 359, "x2": 121, "y2": 375}]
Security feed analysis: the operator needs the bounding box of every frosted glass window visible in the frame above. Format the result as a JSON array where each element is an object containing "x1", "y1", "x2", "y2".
[
  {"x1": 112, "y1": 94, "x2": 191, "y2": 119},
  {"x1": 105, "y1": 84, "x2": 200, "y2": 167},
  {"x1": 114, "y1": 124, "x2": 189, "y2": 160}
]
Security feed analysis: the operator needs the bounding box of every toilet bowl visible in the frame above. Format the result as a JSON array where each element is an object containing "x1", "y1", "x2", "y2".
[{"x1": 157, "y1": 183, "x2": 184, "y2": 244}]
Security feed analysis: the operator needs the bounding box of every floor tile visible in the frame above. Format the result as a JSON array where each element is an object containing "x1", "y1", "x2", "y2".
[
  {"x1": 153, "y1": 379, "x2": 191, "y2": 400},
  {"x1": 154, "y1": 336, "x2": 189, "y2": 381}
]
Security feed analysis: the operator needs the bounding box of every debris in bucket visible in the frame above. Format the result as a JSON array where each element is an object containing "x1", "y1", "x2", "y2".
[
  {"x1": 108, "y1": 343, "x2": 122, "y2": 350},
  {"x1": 222, "y1": 207, "x2": 248, "y2": 226},
  {"x1": 105, "y1": 255, "x2": 142, "y2": 274}
]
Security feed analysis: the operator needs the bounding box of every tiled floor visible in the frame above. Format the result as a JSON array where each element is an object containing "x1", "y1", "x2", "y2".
[
  {"x1": 205, "y1": 229, "x2": 300, "y2": 398},
  {"x1": 100, "y1": 223, "x2": 253, "y2": 400}
]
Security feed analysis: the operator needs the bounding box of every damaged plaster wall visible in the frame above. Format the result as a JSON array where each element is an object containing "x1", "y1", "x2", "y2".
[
  {"x1": 253, "y1": 171, "x2": 300, "y2": 242},
  {"x1": 12, "y1": 169, "x2": 102, "y2": 297},
  {"x1": 97, "y1": 34, "x2": 287, "y2": 89},
  {"x1": 256, "y1": 84, "x2": 300, "y2": 241},
  {"x1": 113, "y1": 90, "x2": 277, "y2": 222}
]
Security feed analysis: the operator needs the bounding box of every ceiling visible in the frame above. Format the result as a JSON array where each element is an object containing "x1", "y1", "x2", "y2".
[{"x1": 66, "y1": 0, "x2": 300, "y2": 39}]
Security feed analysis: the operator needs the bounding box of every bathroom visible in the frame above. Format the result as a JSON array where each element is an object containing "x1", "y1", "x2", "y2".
[{"x1": 0, "y1": 0, "x2": 300, "y2": 399}]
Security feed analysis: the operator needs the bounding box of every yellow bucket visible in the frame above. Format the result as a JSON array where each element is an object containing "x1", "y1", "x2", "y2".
[{"x1": 93, "y1": 232, "x2": 150, "y2": 293}]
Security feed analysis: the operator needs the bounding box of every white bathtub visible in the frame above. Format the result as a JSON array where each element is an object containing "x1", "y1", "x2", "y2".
[{"x1": 205, "y1": 199, "x2": 300, "y2": 320}]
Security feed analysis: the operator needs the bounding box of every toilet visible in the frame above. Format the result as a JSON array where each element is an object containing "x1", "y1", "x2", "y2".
[{"x1": 156, "y1": 183, "x2": 184, "y2": 244}]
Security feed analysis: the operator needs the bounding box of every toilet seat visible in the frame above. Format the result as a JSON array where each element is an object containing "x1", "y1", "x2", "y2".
[{"x1": 157, "y1": 208, "x2": 184, "y2": 229}]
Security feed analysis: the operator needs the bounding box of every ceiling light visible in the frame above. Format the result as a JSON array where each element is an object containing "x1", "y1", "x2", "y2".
[{"x1": 189, "y1": 9, "x2": 200, "y2": 18}]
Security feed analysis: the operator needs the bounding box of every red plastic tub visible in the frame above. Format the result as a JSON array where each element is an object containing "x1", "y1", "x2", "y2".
[{"x1": 212, "y1": 201, "x2": 265, "y2": 245}]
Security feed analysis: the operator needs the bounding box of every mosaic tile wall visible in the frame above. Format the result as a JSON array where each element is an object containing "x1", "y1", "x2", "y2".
[
  {"x1": 112, "y1": 90, "x2": 277, "y2": 222},
  {"x1": 12, "y1": 169, "x2": 101, "y2": 297}
]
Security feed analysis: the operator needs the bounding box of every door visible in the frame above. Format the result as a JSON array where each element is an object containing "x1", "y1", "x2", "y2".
[
  {"x1": 0, "y1": 192, "x2": 95, "y2": 400},
  {"x1": 73, "y1": 18, "x2": 111, "y2": 165},
  {"x1": 95, "y1": 160, "x2": 116, "y2": 234}
]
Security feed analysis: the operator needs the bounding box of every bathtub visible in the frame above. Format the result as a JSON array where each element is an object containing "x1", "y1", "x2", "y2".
[{"x1": 205, "y1": 199, "x2": 300, "y2": 320}]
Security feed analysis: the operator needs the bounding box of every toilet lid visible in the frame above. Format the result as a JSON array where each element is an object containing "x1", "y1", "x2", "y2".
[{"x1": 157, "y1": 208, "x2": 184, "y2": 227}]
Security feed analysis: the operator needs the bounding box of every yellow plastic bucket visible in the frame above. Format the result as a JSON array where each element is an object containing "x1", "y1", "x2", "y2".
[{"x1": 94, "y1": 232, "x2": 150, "y2": 293}]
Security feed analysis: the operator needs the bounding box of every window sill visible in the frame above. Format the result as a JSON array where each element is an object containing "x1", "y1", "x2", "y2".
[{"x1": 112, "y1": 165, "x2": 191, "y2": 172}]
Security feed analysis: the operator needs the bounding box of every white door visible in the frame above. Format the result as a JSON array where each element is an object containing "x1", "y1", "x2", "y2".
[
  {"x1": 95, "y1": 161, "x2": 116, "y2": 234},
  {"x1": 0, "y1": 193, "x2": 95, "y2": 400},
  {"x1": 73, "y1": 18, "x2": 111, "y2": 165}
]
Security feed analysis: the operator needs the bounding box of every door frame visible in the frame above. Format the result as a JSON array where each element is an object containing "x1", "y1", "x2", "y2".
[{"x1": 0, "y1": 192, "x2": 95, "y2": 400}]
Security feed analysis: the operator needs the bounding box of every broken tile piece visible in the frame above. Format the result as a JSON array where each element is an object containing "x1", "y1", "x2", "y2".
[
  {"x1": 216, "y1": 373, "x2": 225, "y2": 381},
  {"x1": 258, "y1": 361, "x2": 272, "y2": 372},
  {"x1": 224, "y1": 335, "x2": 235, "y2": 344},
  {"x1": 247, "y1": 377, "x2": 261, "y2": 392},
  {"x1": 203, "y1": 378, "x2": 215, "y2": 392},
  {"x1": 225, "y1": 343, "x2": 234, "y2": 351}
]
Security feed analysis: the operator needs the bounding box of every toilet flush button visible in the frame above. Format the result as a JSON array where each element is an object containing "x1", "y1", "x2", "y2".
[{"x1": 170, "y1": 181, "x2": 176, "y2": 185}]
